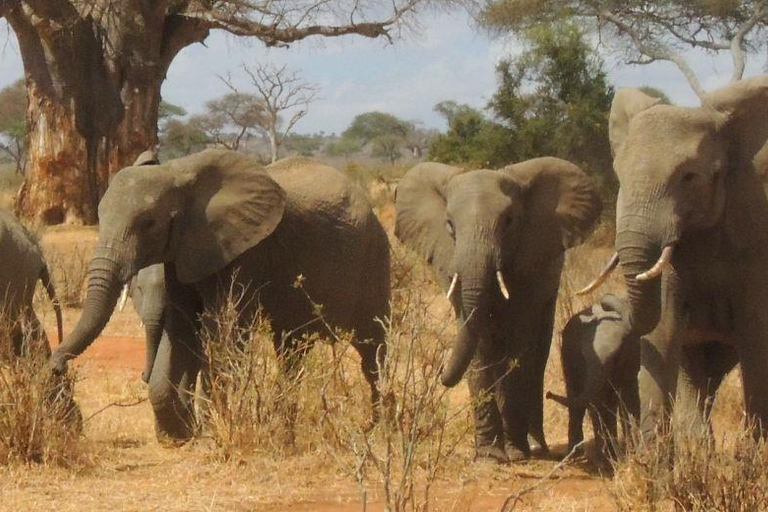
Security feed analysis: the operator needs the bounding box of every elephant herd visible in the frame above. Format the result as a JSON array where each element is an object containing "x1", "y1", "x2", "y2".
[{"x1": 0, "y1": 76, "x2": 765, "y2": 469}]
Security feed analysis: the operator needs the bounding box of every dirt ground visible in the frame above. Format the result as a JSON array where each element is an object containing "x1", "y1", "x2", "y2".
[{"x1": 0, "y1": 219, "x2": 744, "y2": 511}]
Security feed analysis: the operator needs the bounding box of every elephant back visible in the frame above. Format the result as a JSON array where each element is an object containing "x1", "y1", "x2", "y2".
[
  {"x1": 266, "y1": 156, "x2": 374, "y2": 228},
  {"x1": 0, "y1": 208, "x2": 45, "y2": 304}
]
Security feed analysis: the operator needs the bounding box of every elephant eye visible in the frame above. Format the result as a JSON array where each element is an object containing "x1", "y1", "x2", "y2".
[
  {"x1": 138, "y1": 217, "x2": 156, "y2": 230},
  {"x1": 445, "y1": 219, "x2": 455, "y2": 238},
  {"x1": 681, "y1": 172, "x2": 698, "y2": 184}
]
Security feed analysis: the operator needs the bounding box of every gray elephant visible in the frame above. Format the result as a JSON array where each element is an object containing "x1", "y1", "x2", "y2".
[
  {"x1": 0, "y1": 208, "x2": 63, "y2": 357},
  {"x1": 119, "y1": 264, "x2": 165, "y2": 383},
  {"x1": 581, "y1": 76, "x2": 768, "y2": 438},
  {"x1": 395, "y1": 158, "x2": 601, "y2": 462},
  {"x1": 547, "y1": 294, "x2": 640, "y2": 462},
  {"x1": 50, "y1": 149, "x2": 391, "y2": 444}
]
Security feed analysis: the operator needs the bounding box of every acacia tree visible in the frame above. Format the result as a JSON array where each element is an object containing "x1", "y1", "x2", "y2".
[
  {"x1": 0, "y1": 1, "x2": 451, "y2": 224},
  {"x1": 197, "y1": 92, "x2": 266, "y2": 151},
  {"x1": 482, "y1": 0, "x2": 768, "y2": 101},
  {"x1": 233, "y1": 63, "x2": 318, "y2": 163}
]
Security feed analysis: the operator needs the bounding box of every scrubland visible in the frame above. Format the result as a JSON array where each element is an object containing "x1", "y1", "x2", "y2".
[{"x1": 0, "y1": 166, "x2": 758, "y2": 511}]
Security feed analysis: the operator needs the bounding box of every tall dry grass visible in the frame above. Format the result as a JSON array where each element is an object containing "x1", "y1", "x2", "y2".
[
  {"x1": 0, "y1": 313, "x2": 85, "y2": 467},
  {"x1": 200, "y1": 244, "x2": 472, "y2": 510}
]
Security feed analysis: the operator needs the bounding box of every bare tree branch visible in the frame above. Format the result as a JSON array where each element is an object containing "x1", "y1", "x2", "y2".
[{"x1": 730, "y1": 0, "x2": 768, "y2": 81}]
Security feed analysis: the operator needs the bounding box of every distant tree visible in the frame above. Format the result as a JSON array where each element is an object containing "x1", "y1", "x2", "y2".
[
  {"x1": 160, "y1": 119, "x2": 209, "y2": 159},
  {"x1": 326, "y1": 137, "x2": 364, "y2": 161},
  {"x1": 199, "y1": 92, "x2": 267, "y2": 151},
  {"x1": 481, "y1": 0, "x2": 768, "y2": 100},
  {"x1": 283, "y1": 133, "x2": 324, "y2": 156},
  {"x1": 342, "y1": 112, "x2": 413, "y2": 164},
  {"x1": 428, "y1": 102, "x2": 515, "y2": 168},
  {"x1": 231, "y1": 63, "x2": 319, "y2": 163},
  {"x1": 0, "y1": 79, "x2": 27, "y2": 174},
  {"x1": 488, "y1": 23, "x2": 616, "y2": 199}
]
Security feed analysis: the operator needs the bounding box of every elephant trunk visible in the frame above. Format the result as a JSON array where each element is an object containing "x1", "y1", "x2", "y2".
[
  {"x1": 54, "y1": 246, "x2": 124, "y2": 360},
  {"x1": 142, "y1": 314, "x2": 164, "y2": 384},
  {"x1": 441, "y1": 267, "x2": 491, "y2": 387}
]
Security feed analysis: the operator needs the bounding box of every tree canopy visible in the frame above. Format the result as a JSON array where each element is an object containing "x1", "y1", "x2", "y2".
[
  {"x1": 481, "y1": 0, "x2": 768, "y2": 99},
  {"x1": 0, "y1": 79, "x2": 26, "y2": 173}
]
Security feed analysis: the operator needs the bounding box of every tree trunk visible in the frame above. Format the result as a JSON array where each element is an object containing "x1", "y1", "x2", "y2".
[
  {"x1": 16, "y1": 80, "x2": 161, "y2": 224},
  {"x1": 5, "y1": 5, "x2": 206, "y2": 225},
  {"x1": 269, "y1": 129, "x2": 279, "y2": 163}
]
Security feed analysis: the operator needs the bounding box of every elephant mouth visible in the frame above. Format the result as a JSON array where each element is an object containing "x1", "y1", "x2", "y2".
[
  {"x1": 445, "y1": 269, "x2": 511, "y2": 302},
  {"x1": 576, "y1": 244, "x2": 676, "y2": 295}
]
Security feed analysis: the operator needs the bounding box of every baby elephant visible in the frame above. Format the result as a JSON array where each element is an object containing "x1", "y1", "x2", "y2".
[{"x1": 547, "y1": 294, "x2": 639, "y2": 462}]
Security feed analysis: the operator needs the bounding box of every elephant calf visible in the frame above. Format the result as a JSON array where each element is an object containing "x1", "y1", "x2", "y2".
[{"x1": 547, "y1": 294, "x2": 639, "y2": 462}]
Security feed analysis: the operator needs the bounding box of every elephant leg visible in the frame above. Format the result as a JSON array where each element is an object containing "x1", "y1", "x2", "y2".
[
  {"x1": 147, "y1": 285, "x2": 202, "y2": 445},
  {"x1": 351, "y1": 331, "x2": 387, "y2": 423},
  {"x1": 638, "y1": 273, "x2": 683, "y2": 441},
  {"x1": 273, "y1": 331, "x2": 314, "y2": 447},
  {"x1": 526, "y1": 299, "x2": 556, "y2": 457},
  {"x1": 567, "y1": 404, "x2": 586, "y2": 454},
  {"x1": 467, "y1": 338, "x2": 509, "y2": 463},
  {"x1": 619, "y1": 374, "x2": 640, "y2": 446},
  {"x1": 590, "y1": 393, "x2": 618, "y2": 468}
]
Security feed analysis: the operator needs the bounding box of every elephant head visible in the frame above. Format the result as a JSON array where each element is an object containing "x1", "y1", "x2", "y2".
[
  {"x1": 51, "y1": 149, "x2": 286, "y2": 367},
  {"x1": 610, "y1": 76, "x2": 768, "y2": 336},
  {"x1": 395, "y1": 158, "x2": 601, "y2": 387}
]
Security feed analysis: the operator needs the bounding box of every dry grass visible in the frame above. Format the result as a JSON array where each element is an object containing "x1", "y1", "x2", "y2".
[
  {"x1": 0, "y1": 203, "x2": 760, "y2": 510},
  {"x1": 0, "y1": 316, "x2": 85, "y2": 467}
]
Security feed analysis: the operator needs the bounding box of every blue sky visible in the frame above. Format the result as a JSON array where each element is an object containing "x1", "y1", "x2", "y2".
[{"x1": 0, "y1": 12, "x2": 764, "y2": 134}]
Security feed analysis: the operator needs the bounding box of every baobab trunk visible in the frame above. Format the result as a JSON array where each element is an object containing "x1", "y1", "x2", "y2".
[{"x1": 16, "y1": 79, "x2": 161, "y2": 225}]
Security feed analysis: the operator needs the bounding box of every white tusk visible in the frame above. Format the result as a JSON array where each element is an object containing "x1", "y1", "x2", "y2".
[
  {"x1": 575, "y1": 252, "x2": 619, "y2": 296},
  {"x1": 118, "y1": 284, "x2": 130, "y2": 312},
  {"x1": 496, "y1": 270, "x2": 510, "y2": 300},
  {"x1": 636, "y1": 245, "x2": 674, "y2": 282},
  {"x1": 446, "y1": 273, "x2": 458, "y2": 300}
]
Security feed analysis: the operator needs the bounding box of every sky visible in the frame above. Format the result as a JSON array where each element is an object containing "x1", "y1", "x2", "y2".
[{"x1": 0, "y1": 11, "x2": 764, "y2": 135}]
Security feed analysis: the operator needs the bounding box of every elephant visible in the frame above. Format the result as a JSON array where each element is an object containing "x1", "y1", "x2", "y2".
[
  {"x1": 119, "y1": 264, "x2": 165, "y2": 383},
  {"x1": 50, "y1": 149, "x2": 391, "y2": 444},
  {"x1": 0, "y1": 208, "x2": 63, "y2": 357},
  {"x1": 580, "y1": 75, "x2": 768, "y2": 439},
  {"x1": 395, "y1": 158, "x2": 601, "y2": 462},
  {"x1": 547, "y1": 294, "x2": 640, "y2": 463}
]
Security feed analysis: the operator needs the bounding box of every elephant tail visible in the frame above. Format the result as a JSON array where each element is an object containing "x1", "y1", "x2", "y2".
[
  {"x1": 545, "y1": 391, "x2": 570, "y2": 408},
  {"x1": 40, "y1": 264, "x2": 63, "y2": 345}
]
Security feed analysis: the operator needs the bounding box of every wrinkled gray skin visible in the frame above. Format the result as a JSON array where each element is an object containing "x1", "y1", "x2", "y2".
[
  {"x1": 395, "y1": 158, "x2": 601, "y2": 462},
  {"x1": 549, "y1": 294, "x2": 640, "y2": 462},
  {"x1": 127, "y1": 264, "x2": 165, "y2": 383},
  {"x1": 50, "y1": 149, "x2": 390, "y2": 444},
  {"x1": 609, "y1": 76, "x2": 768, "y2": 438},
  {"x1": 0, "y1": 208, "x2": 63, "y2": 356}
]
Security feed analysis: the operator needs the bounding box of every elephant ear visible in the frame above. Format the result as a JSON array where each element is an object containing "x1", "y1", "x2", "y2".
[
  {"x1": 705, "y1": 75, "x2": 768, "y2": 249},
  {"x1": 395, "y1": 162, "x2": 465, "y2": 284},
  {"x1": 168, "y1": 149, "x2": 287, "y2": 284},
  {"x1": 609, "y1": 88, "x2": 661, "y2": 158},
  {"x1": 502, "y1": 157, "x2": 602, "y2": 270},
  {"x1": 133, "y1": 149, "x2": 160, "y2": 166}
]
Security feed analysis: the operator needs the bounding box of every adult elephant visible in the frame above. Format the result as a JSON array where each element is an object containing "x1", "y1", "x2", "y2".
[
  {"x1": 50, "y1": 149, "x2": 391, "y2": 444},
  {"x1": 584, "y1": 76, "x2": 768, "y2": 438},
  {"x1": 395, "y1": 158, "x2": 601, "y2": 462}
]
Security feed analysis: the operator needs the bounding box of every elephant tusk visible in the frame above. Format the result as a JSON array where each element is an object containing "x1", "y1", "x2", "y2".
[
  {"x1": 636, "y1": 245, "x2": 674, "y2": 282},
  {"x1": 446, "y1": 273, "x2": 459, "y2": 300},
  {"x1": 496, "y1": 270, "x2": 510, "y2": 300},
  {"x1": 118, "y1": 284, "x2": 130, "y2": 312},
  {"x1": 575, "y1": 252, "x2": 619, "y2": 296}
]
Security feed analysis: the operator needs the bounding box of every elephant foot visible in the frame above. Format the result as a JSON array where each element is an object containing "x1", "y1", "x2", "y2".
[
  {"x1": 505, "y1": 443, "x2": 530, "y2": 463},
  {"x1": 527, "y1": 435, "x2": 550, "y2": 458},
  {"x1": 155, "y1": 426, "x2": 193, "y2": 448},
  {"x1": 475, "y1": 444, "x2": 510, "y2": 465}
]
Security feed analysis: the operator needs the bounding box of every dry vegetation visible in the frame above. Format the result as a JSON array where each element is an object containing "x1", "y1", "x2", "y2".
[{"x1": 0, "y1": 168, "x2": 758, "y2": 511}]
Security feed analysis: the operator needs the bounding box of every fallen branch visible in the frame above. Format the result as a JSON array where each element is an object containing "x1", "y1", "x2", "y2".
[{"x1": 84, "y1": 397, "x2": 148, "y2": 423}]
